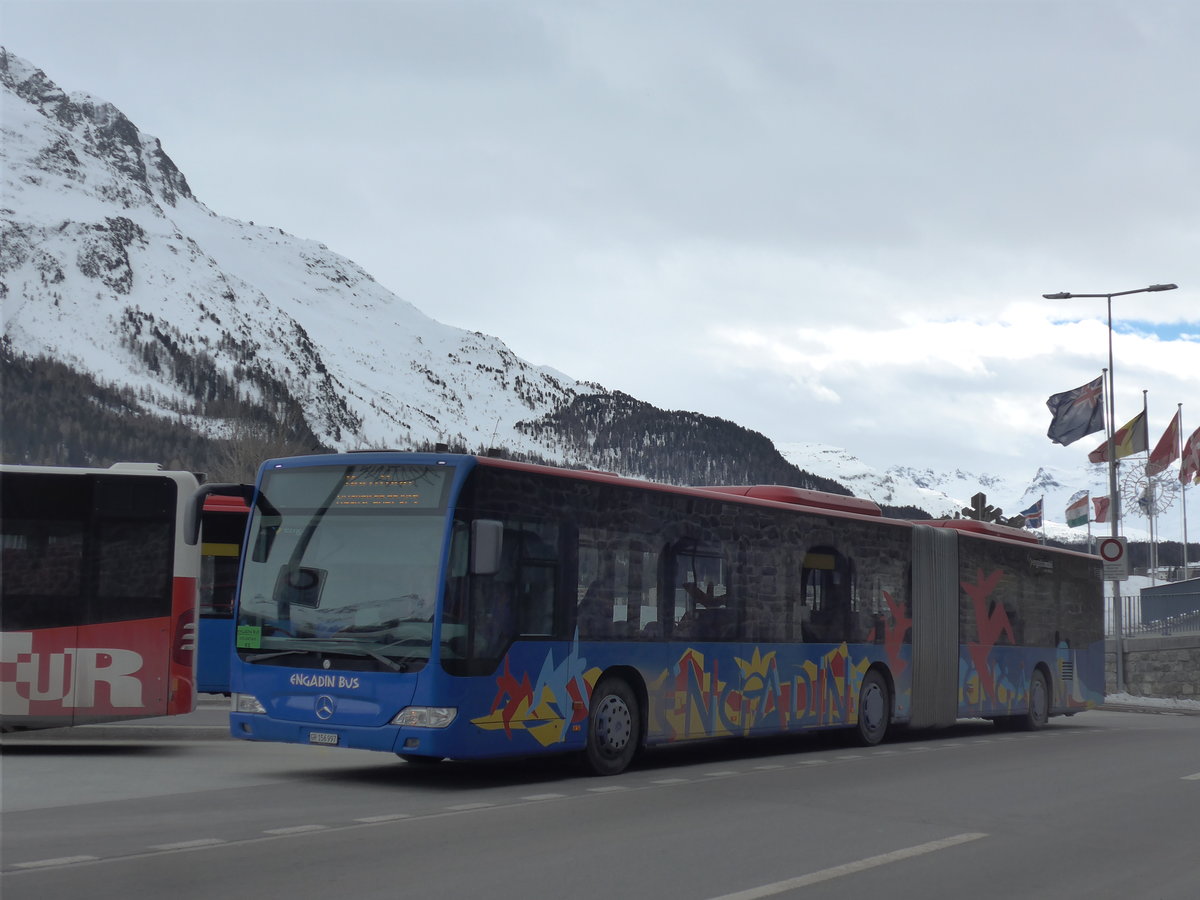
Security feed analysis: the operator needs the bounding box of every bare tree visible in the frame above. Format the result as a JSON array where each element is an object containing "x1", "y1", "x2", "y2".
[{"x1": 206, "y1": 409, "x2": 319, "y2": 484}]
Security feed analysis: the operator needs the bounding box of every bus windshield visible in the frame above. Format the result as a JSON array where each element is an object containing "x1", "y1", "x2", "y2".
[{"x1": 235, "y1": 463, "x2": 453, "y2": 672}]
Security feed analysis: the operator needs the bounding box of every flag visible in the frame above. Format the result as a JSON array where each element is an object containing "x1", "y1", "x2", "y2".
[
  {"x1": 1181, "y1": 425, "x2": 1200, "y2": 485},
  {"x1": 1088, "y1": 410, "x2": 1148, "y2": 464},
  {"x1": 1046, "y1": 376, "x2": 1105, "y2": 446},
  {"x1": 1092, "y1": 495, "x2": 1111, "y2": 524},
  {"x1": 1146, "y1": 409, "x2": 1181, "y2": 476},
  {"x1": 1019, "y1": 499, "x2": 1043, "y2": 528},
  {"x1": 1065, "y1": 492, "x2": 1089, "y2": 528}
]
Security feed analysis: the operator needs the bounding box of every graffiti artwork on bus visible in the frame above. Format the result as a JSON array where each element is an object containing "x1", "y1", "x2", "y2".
[
  {"x1": 471, "y1": 640, "x2": 907, "y2": 747},
  {"x1": 469, "y1": 639, "x2": 598, "y2": 748},
  {"x1": 957, "y1": 567, "x2": 1095, "y2": 716}
]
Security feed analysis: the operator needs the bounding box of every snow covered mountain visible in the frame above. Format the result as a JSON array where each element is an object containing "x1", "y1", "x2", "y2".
[
  {"x1": 0, "y1": 48, "x2": 597, "y2": 458},
  {"x1": 777, "y1": 442, "x2": 1172, "y2": 543}
]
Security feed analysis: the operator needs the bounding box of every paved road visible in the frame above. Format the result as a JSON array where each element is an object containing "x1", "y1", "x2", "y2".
[{"x1": 3, "y1": 706, "x2": 1199, "y2": 899}]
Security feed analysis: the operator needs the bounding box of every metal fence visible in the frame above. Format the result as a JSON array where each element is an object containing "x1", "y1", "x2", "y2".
[{"x1": 1114, "y1": 601, "x2": 1200, "y2": 637}]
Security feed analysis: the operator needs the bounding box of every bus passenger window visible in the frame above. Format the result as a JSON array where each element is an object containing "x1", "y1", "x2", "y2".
[
  {"x1": 668, "y1": 544, "x2": 731, "y2": 641},
  {"x1": 801, "y1": 547, "x2": 855, "y2": 643}
]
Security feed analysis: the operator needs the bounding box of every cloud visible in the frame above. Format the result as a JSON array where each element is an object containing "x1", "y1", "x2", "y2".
[{"x1": 3, "y1": 0, "x2": 1198, "y2": 496}]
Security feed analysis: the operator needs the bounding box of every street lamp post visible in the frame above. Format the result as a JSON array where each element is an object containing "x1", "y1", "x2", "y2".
[{"x1": 1042, "y1": 283, "x2": 1177, "y2": 694}]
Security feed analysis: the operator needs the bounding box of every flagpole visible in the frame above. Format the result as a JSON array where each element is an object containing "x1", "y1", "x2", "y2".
[
  {"x1": 1086, "y1": 493, "x2": 1093, "y2": 550},
  {"x1": 1181, "y1": 404, "x2": 1190, "y2": 578},
  {"x1": 1143, "y1": 390, "x2": 1157, "y2": 585},
  {"x1": 1105, "y1": 353, "x2": 1123, "y2": 671}
]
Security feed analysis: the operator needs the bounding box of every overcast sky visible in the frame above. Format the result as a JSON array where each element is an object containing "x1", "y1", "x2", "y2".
[{"x1": 5, "y1": 1, "x2": 1199, "y2": 493}]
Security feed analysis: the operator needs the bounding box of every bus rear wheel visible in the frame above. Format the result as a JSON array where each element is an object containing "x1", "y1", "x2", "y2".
[
  {"x1": 584, "y1": 677, "x2": 639, "y2": 776},
  {"x1": 855, "y1": 669, "x2": 890, "y2": 746},
  {"x1": 1015, "y1": 668, "x2": 1050, "y2": 731}
]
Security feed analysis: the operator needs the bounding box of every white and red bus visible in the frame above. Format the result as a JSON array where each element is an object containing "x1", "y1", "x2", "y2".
[{"x1": 1, "y1": 463, "x2": 202, "y2": 731}]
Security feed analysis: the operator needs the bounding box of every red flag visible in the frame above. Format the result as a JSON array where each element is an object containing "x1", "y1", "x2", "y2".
[
  {"x1": 1147, "y1": 410, "x2": 1181, "y2": 476},
  {"x1": 1181, "y1": 425, "x2": 1200, "y2": 485},
  {"x1": 1092, "y1": 495, "x2": 1111, "y2": 524},
  {"x1": 1088, "y1": 410, "x2": 1148, "y2": 464}
]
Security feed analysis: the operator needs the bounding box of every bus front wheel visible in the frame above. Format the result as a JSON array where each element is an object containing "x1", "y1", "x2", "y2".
[
  {"x1": 584, "y1": 677, "x2": 639, "y2": 776},
  {"x1": 855, "y1": 669, "x2": 890, "y2": 746}
]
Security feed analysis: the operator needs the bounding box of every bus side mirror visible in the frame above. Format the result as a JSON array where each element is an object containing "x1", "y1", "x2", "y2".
[
  {"x1": 471, "y1": 519, "x2": 504, "y2": 575},
  {"x1": 186, "y1": 483, "x2": 253, "y2": 545}
]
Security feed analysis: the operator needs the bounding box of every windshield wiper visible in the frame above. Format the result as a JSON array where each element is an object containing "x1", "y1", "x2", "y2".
[
  {"x1": 355, "y1": 644, "x2": 408, "y2": 673},
  {"x1": 245, "y1": 649, "x2": 315, "y2": 663}
]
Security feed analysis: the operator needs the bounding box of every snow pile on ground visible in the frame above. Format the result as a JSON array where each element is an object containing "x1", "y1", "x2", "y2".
[{"x1": 1105, "y1": 692, "x2": 1200, "y2": 713}]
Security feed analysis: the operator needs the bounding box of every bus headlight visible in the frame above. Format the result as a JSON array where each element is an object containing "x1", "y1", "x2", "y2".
[
  {"x1": 232, "y1": 693, "x2": 266, "y2": 714},
  {"x1": 391, "y1": 707, "x2": 457, "y2": 728}
]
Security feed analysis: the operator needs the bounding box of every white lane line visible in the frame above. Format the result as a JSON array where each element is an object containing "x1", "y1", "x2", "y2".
[
  {"x1": 12, "y1": 855, "x2": 100, "y2": 869},
  {"x1": 706, "y1": 770, "x2": 738, "y2": 777},
  {"x1": 650, "y1": 777, "x2": 690, "y2": 784},
  {"x1": 520, "y1": 793, "x2": 567, "y2": 801},
  {"x1": 1183, "y1": 773, "x2": 1200, "y2": 781},
  {"x1": 149, "y1": 839, "x2": 226, "y2": 851},
  {"x1": 705, "y1": 832, "x2": 988, "y2": 899},
  {"x1": 446, "y1": 802, "x2": 494, "y2": 811},
  {"x1": 263, "y1": 825, "x2": 328, "y2": 835},
  {"x1": 356, "y1": 814, "x2": 412, "y2": 823},
  {"x1": 586, "y1": 785, "x2": 630, "y2": 792}
]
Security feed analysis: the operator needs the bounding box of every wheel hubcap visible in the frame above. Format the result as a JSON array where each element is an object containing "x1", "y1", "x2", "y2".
[
  {"x1": 1031, "y1": 677, "x2": 1047, "y2": 722},
  {"x1": 862, "y1": 683, "x2": 884, "y2": 734},
  {"x1": 595, "y1": 695, "x2": 632, "y2": 755}
]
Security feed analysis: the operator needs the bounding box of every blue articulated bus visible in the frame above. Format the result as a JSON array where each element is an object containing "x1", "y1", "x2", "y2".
[{"x1": 204, "y1": 451, "x2": 1104, "y2": 775}]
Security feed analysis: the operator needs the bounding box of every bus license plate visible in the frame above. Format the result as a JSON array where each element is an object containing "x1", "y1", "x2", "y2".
[{"x1": 309, "y1": 731, "x2": 339, "y2": 746}]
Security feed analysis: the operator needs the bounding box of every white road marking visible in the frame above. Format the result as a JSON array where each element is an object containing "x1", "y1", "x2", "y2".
[
  {"x1": 355, "y1": 814, "x2": 412, "y2": 823},
  {"x1": 446, "y1": 802, "x2": 494, "y2": 811},
  {"x1": 1183, "y1": 773, "x2": 1200, "y2": 780},
  {"x1": 705, "y1": 832, "x2": 989, "y2": 899},
  {"x1": 149, "y1": 839, "x2": 226, "y2": 850},
  {"x1": 12, "y1": 855, "x2": 100, "y2": 869},
  {"x1": 520, "y1": 793, "x2": 567, "y2": 801},
  {"x1": 263, "y1": 825, "x2": 328, "y2": 835}
]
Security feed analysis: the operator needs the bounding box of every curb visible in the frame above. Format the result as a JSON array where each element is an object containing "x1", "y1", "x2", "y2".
[
  {"x1": 1100, "y1": 702, "x2": 1200, "y2": 717},
  {"x1": 3, "y1": 725, "x2": 231, "y2": 743}
]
